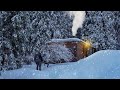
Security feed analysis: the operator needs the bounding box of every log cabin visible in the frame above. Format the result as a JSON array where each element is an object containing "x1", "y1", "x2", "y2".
[{"x1": 46, "y1": 38, "x2": 92, "y2": 62}]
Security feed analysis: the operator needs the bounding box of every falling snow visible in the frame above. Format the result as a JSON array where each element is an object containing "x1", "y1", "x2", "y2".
[
  {"x1": 0, "y1": 11, "x2": 120, "y2": 79},
  {"x1": 1, "y1": 50, "x2": 120, "y2": 79}
]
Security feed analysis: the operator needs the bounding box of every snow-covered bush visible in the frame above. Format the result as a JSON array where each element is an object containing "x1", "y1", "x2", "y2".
[
  {"x1": 7, "y1": 53, "x2": 17, "y2": 70},
  {"x1": 41, "y1": 44, "x2": 74, "y2": 63},
  {"x1": 23, "y1": 54, "x2": 34, "y2": 65},
  {"x1": 15, "y1": 56, "x2": 23, "y2": 69}
]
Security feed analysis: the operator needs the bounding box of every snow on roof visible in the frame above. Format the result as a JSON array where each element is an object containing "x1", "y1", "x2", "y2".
[{"x1": 47, "y1": 38, "x2": 85, "y2": 43}]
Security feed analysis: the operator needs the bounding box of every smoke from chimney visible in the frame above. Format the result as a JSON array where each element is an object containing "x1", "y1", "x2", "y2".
[{"x1": 69, "y1": 11, "x2": 86, "y2": 36}]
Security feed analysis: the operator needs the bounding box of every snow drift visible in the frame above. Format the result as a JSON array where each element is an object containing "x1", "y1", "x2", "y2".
[{"x1": 1, "y1": 50, "x2": 120, "y2": 79}]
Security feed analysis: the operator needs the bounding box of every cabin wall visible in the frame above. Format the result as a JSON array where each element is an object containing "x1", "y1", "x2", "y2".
[
  {"x1": 65, "y1": 42, "x2": 85, "y2": 61},
  {"x1": 65, "y1": 42, "x2": 77, "y2": 61},
  {"x1": 76, "y1": 42, "x2": 84, "y2": 60},
  {"x1": 65, "y1": 42, "x2": 77, "y2": 55},
  {"x1": 47, "y1": 41, "x2": 88, "y2": 62}
]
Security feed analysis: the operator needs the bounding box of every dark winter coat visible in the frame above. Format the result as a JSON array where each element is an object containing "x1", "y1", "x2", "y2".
[
  {"x1": 34, "y1": 53, "x2": 43, "y2": 65},
  {"x1": 34, "y1": 53, "x2": 49, "y2": 70}
]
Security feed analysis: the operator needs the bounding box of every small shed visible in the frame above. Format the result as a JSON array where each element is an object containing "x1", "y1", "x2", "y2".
[{"x1": 46, "y1": 38, "x2": 91, "y2": 62}]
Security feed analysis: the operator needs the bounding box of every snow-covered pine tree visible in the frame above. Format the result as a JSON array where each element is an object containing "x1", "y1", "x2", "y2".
[
  {"x1": 114, "y1": 11, "x2": 120, "y2": 49},
  {"x1": 33, "y1": 11, "x2": 73, "y2": 53},
  {"x1": 10, "y1": 11, "x2": 73, "y2": 65},
  {"x1": 77, "y1": 11, "x2": 118, "y2": 50},
  {"x1": 0, "y1": 11, "x2": 18, "y2": 70},
  {"x1": 0, "y1": 11, "x2": 73, "y2": 70}
]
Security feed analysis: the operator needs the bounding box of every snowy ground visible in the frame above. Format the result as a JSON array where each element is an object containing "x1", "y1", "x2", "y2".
[{"x1": 1, "y1": 50, "x2": 120, "y2": 79}]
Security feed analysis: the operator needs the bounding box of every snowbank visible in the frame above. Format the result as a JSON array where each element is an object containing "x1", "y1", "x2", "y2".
[
  {"x1": 0, "y1": 76, "x2": 4, "y2": 79},
  {"x1": 1, "y1": 50, "x2": 120, "y2": 79}
]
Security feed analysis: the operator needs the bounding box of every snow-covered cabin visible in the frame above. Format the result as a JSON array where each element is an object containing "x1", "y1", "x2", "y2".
[{"x1": 46, "y1": 38, "x2": 88, "y2": 61}]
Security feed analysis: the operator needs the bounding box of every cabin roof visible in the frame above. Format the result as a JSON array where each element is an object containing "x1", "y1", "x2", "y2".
[{"x1": 47, "y1": 38, "x2": 85, "y2": 43}]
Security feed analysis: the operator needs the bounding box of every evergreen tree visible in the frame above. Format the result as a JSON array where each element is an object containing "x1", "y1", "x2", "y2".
[
  {"x1": 77, "y1": 11, "x2": 119, "y2": 50},
  {"x1": 0, "y1": 11, "x2": 73, "y2": 70}
]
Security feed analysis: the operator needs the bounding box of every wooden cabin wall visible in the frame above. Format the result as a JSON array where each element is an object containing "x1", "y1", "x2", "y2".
[
  {"x1": 65, "y1": 42, "x2": 77, "y2": 58},
  {"x1": 76, "y1": 42, "x2": 84, "y2": 60},
  {"x1": 47, "y1": 41, "x2": 91, "y2": 62},
  {"x1": 65, "y1": 42, "x2": 85, "y2": 61}
]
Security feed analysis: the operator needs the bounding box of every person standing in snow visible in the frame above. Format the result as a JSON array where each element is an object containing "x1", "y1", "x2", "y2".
[{"x1": 34, "y1": 52, "x2": 43, "y2": 71}]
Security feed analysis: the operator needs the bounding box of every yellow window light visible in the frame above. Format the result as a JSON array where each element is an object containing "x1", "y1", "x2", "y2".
[{"x1": 84, "y1": 40, "x2": 92, "y2": 48}]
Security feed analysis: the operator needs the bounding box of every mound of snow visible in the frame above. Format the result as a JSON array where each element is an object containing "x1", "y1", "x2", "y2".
[
  {"x1": 1, "y1": 50, "x2": 120, "y2": 79},
  {"x1": 0, "y1": 76, "x2": 4, "y2": 79}
]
